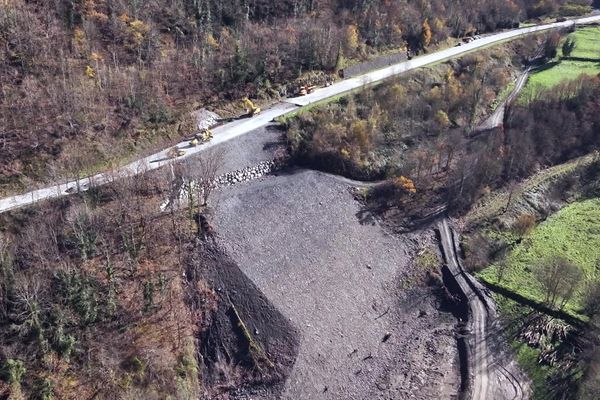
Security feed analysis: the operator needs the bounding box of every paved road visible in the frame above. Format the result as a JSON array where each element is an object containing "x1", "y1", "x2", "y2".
[
  {"x1": 2, "y1": 15, "x2": 600, "y2": 214},
  {"x1": 285, "y1": 15, "x2": 600, "y2": 107},
  {"x1": 438, "y1": 219, "x2": 526, "y2": 400}
]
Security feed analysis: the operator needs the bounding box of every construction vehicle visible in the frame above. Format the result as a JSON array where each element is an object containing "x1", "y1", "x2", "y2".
[
  {"x1": 189, "y1": 129, "x2": 213, "y2": 146},
  {"x1": 242, "y1": 97, "x2": 261, "y2": 117},
  {"x1": 298, "y1": 84, "x2": 316, "y2": 96},
  {"x1": 168, "y1": 147, "x2": 186, "y2": 158},
  {"x1": 199, "y1": 129, "x2": 213, "y2": 142}
]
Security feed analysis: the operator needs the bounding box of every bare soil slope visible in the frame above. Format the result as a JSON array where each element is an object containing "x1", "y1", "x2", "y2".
[
  {"x1": 185, "y1": 241, "x2": 300, "y2": 399},
  {"x1": 213, "y1": 169, "x2": 459, "y2": 400}
]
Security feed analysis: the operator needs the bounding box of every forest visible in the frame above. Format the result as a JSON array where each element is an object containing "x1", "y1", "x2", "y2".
[{"x1": 0, "y1": 0, "x2": 591, "y2": 194}]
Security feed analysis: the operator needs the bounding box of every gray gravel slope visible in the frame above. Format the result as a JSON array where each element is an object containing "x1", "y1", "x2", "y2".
[
  {"x1": 213, "y1": 170, "x2": 458, "y2": 400},
  {"x1": 186, "y1": 124, "x2": 284, "y2": 176}
]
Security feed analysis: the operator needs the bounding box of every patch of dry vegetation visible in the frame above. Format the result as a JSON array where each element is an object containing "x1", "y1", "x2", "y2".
[
  {"x1": 0, "y1": 151, "x2": 296, "y2": 399},
  {"x1": 0, "y1": 168, "x2": 204, "y2": 399}
]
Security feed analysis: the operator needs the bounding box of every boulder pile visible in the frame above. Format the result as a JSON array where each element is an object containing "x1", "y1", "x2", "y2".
[{"x1": 215, "y1": 160, "x2": 277, "y2": 186}]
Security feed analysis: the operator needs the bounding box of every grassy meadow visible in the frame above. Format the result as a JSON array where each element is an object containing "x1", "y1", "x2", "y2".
[
  {"x1": 520, "y1": 26, "x2": 600, "y2": 101},
  {"x1": 479, "y1": 198, "x2": 600, "y2": 317}
]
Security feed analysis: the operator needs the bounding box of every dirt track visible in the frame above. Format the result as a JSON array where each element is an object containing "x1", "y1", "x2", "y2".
[
  {"x1": 213, "y1": 169, "x2": 459, "y2": 399},
  {"x1": 438, "y1": 219, "x2": 528, "y2": 400},
  {"x1": 476, "y1": 69, "x2": 530, "y2": 132}
]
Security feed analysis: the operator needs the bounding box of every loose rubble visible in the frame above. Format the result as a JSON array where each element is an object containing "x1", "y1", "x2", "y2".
[
  {"x1": 161, "y1": 160, "x2": 278, "y2": 211},
  {"x1": 192, "y1": 108, "x2": 220, "y2": 131},
  {"x1": 215, "y1": 160, "x2": 277, "y2": 186}
]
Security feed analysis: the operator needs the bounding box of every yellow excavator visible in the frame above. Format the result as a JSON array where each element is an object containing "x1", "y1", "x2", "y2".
[
  {"x1": 168, "y1": 147, "x2": 186, "y2": 158},
  {"x1": 190, "y1": 129, "x2": 213, "y2": 146},
  {"x1": 242, "y1": 97, "x2": 261, "y2": 117}
]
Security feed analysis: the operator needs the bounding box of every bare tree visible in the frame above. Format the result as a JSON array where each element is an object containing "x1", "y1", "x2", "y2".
[
  {"x1": 534, "y1": 256, "x2": 583, "y2": 310},
  {"x1": 0, "y1": 234, "x2": 14, "y2": 319},
  {"x1": 67, "y1": 202, "x2": 99, "y2": 261},
  {"x1": 513, "y1": 213, "x2": 536, "y2": 236},
  {"x1": 111, "y1": 170, "x2": 155, "y2": 274},
  {"x1": 196, "y1": 148, "x2": 225, "y2": 207},
  {"x1": 495, "y1": 260, "x2": 508, "y2": 284},
  {"x1": 504, "y1": 181, "x2": 520, "y2": 213},
  {"x1": 17, "y1": 216, "x2": 61, "y2": 271},
  {"x1": 578, "y1": 346, "x2": 600, "y2": 400},
  {"x1": 182, "y1": 148, "x2": 226, "y2": 208}
]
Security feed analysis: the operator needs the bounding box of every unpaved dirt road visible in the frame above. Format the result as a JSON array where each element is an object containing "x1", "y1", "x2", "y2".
[
  {"x1": 2, "y1": 15, "x2": 600, "y2": 214},
  {"x1": 438, "y1": 219, "x2": 527, "y2": 400},
  {"x1": 213, "y1": 170, "x2": 459, "y2": 400},
  {"x1": 476, "y1": 69, "x2": 530, "y2": 131}
]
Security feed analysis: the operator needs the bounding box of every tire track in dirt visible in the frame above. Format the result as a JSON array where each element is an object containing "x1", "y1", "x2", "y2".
[{"x1": 438, "y1": 218, "x2": 527, "y2": 400}]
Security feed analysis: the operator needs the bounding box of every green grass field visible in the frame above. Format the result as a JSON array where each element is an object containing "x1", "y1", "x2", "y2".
[
  {"x1": 479, "y1": 198, "x2": 600, "y2": 316},
  {"x1": 567, "y1": 26, "x2": 600, "y2": 59},
  {"x1": 519, "y1": 27, "x2": 600, "y2": 101}
]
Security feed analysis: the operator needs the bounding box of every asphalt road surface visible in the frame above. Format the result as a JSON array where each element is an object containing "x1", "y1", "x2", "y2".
[{"x1": 2, "y1": 15, "x2": 600, "y2": 214}]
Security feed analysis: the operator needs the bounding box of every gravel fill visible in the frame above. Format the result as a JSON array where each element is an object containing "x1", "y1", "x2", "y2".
[
  {"x1": 213, "y1": 169, "x2": 459, "y2": 400},
  {"x1": 193, "y1": 108, "x2": 221, "y2": 131},
  {"x1": 187, "y1": 124, "x2": 285, "y2": 176}
]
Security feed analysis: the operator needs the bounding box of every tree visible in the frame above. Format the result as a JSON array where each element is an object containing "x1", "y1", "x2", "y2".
[
  {"x1": 334, "y1": 46, "x2": 345, "y2": 73},
  {"x1": 393, "y1": 175, "x2": 416, "y2": 193},
  {"x1": 562, "y1": 38, "x2": 576, "y2": 58},
  {"x1": 13, "y1": 273, "x2": 48, "y2": 352},
  {"x1": 495, "y1": 260, "x2": 509, "y2": 284},
  {"x1": 0, "y1": 358, "x2": 26, "y2": 399},
  {"x1": 513, "y1": 213, "x2": 536, "y2": 236},
  {"x1": 434, "y1": 109, "x2": 451, "y2": 131},
  {"x1": 68, "y1": 204, "x2": 98, "y2": 261},
  {"x1": 190, "y1": 148, "x2": 225, "y2": 208},
  {"x1": 343, "y1": 24, "x2": 360, "y2": 56},
  {"x1": 534, "y1": 256, "x2": 582, "y2": 310},
  {"x1": 543, "y1": 32, "x2": 560, "y2": 60},
  {"x1": 583, "y1": 279, "x2": 600, "y2": 320},
  {"x1": 110, "y1": 169, "x2": 155, "y2": 273},
  {"x1": 143, "y1": 280, "x2": 155, "y2": 313},
  {"x1": 0, "y1": 235, "x2": 14, "y2": 319},
  {"x1": 230, "y1": 42, "x2": 248, "y2": 85},
  {"x1": 350, "y1": 119, "x2": 373, "y2": 154},
  {"x1": 578, "y1": 346, "x2": 600, "y2": 400},
  {"x1": 421, "y1": 19, "x2": 432, "y2": 48}
]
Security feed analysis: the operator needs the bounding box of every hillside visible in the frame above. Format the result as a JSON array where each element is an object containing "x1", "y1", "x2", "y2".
[
  {"x1": 0, "y1": 0, "x2": 590, "y2": 195},
  {"x1": 2, "y1": 1, "x2": 600, "y2": 400}
]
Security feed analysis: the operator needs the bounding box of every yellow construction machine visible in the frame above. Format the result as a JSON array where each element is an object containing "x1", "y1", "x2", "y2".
[
  {"x1": 168, "y1": 147, "x2": 186, "y2": 158},
  {"x1": 242, "y1": 97, "x2": 261, "y2": 117},
  {"x1": 190, "y1": 129, "x2": 213, "y2": 146}
]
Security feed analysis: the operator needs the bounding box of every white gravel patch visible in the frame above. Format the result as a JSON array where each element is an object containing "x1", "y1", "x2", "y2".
[{"x1": 193, "y1": 108, "x2": 220, "y2": 131}]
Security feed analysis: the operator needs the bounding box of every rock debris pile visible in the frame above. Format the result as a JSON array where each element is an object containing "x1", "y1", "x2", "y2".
[
  {"x1": 215, "y1": 160, "x2": 277, "y2": 186},
  {"x1": 160, "y1": 160, "x2": 279, "y2": 211},
  {"x1": 193, "y1": 108, "x2": 220, "y2": 131}
]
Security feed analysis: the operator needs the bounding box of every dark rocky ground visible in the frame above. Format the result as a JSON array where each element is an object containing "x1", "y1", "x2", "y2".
[{"x1": 185, "y1": 241, "x2": 300, "y2": 399}]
